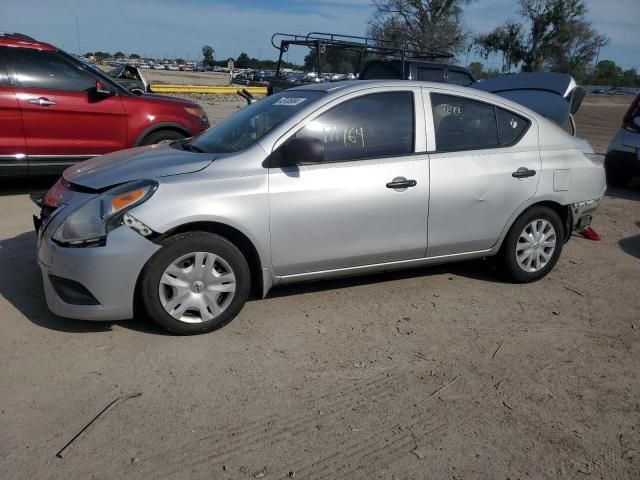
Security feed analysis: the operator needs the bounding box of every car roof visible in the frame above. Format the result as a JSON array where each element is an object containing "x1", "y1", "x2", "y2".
[
  {"x1": 289, "y1": 80, "x2": 542, "y2": 119},
  {"x1": 0, "y1": 33, "x2": 56, "y2": 51}
]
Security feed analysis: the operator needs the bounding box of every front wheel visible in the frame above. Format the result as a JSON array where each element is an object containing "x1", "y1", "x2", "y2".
[
  {"x1": 139, "y1": 232, "x2": 250, "y2": 334},
  {"x1": 500, "y1": 206, "x2": 564, "y2": 283}
]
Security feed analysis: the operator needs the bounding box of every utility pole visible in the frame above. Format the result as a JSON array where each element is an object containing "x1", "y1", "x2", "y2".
[{"x1": 75, "y1": 17, "x2": 81, "y2": 54}]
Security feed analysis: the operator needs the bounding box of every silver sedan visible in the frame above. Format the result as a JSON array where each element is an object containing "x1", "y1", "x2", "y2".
[{"x1": 35, "y1": 80, "x2": 606, "y2": 334}]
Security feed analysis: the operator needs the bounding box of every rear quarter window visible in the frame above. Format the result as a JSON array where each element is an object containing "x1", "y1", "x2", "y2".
[
  {"x1": 448, "y1": 70, "x2": 474, "y2": 86},
  {"x1": 496, "y1": 108, "x2": 530, "y2": 146}
]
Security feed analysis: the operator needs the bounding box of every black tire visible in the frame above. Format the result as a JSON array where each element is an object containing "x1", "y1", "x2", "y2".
[
  {"x1": 500, "y1": 206, "x2": 564, "y2": 283},
  {"x1": 139, "y1": 232, "x2": 250, "y2": 335},
  {"x1": 604, "y1": 159, "x2": 632, "y2": 188},
  {"x1": 140, "y1": 129, "x2": 186, "y2": 146}
]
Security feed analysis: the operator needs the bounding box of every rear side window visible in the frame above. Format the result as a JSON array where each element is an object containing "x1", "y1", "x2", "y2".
[
  {"x1": 448, "y1": 70, "x2": 474, "y2": 86},
  {"x1": 431, "y1": 93, "x2": 498, "y2": 152},
  {"x1": 496, "y1": 108, "x2": 530, "y2": 145},
  {"x1": 295, "y1": 91, "x2": 414, "y2": 162},
  {"x1": 8, "y1": 48, "x2": 95, "y2": 92},
  {"x1": 359, "y1": 60, "x2": 403, "y2": 80},
  {"x1": 417, "y1": 67, "x2": 445, "y2": 82}
]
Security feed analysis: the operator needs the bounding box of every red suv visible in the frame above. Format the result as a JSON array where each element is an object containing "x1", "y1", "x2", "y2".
[{"x1": 0, "y1": 33, "x2": 209, "y2": 176}]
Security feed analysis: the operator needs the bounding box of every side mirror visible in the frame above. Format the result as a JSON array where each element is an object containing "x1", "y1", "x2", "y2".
[
  {"x1": 634, "y1": 116, "x2": 640, "y2": 129},
  {"x1": 94, "y1": 80, "x2": 114, "y2": 98},
  {"x1": 279, "y1": 137, "x2": 324, "y2": 166}
]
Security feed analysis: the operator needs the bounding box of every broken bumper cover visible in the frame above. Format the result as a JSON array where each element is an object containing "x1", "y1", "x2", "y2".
[
  {"x1": 571, "y1": 197, "x2": 602, "y2": 231},
  {"x1": 37, "y1": 224, "x2": 160, "y2": 321}
]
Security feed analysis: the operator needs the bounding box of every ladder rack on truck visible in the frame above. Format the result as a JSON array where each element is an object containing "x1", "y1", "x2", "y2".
[{"x1": 268, "y1": 31, "x2": 453, "y2": 94}]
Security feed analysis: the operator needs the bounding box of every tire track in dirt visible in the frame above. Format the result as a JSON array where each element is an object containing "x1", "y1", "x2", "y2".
[
  {"x1": 276, "y1": 329, "x2": 603, "y2": 480},
  {"x1": 131, "y1": 368, "x2": 411, "y2": 477},
  {"x1": 134, "y1": 327, "x2": 622, "y2": 479}
]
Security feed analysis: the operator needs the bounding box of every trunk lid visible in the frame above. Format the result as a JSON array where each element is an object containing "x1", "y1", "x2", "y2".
[{"x1": 473, "y1": 72, "x2": 586, "y2": 126}]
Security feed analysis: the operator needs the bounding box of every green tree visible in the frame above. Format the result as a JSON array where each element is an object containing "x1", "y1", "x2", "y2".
[
  {"x1": 367, "y1": 0, "x2": 474, "y2": 58},
  {"x1": 114, "y1": 51, "x2": 125, "y2": 58},
  {"x1": 130, "y1": 53, "x2": 141, "y2": 59},
  {"x1": 83, "y1": 52, "x2": 94, "y2": 58},
  {"x1": 235, "y1": 52, "x2": 251, "y2": 68},
  {"x1": 594, "y1": 60, "x2": 622, "y2": 86},
  {"x1": 621, "y1": 68, "x2": 638, "y2": 87},
  {"x1": 303, "y1": 46, "x2": 364, "y2": 73},
  {"x1": 202, "y1": 45, "x2": 215, "y2": 67},
  {"x1": 93, "y1": 51, "x2": 111, "y2": 60},
  {"x1": 475, "y1": 0, "x2": 608, "y2": 74},
  {"x1": 475, "y1": 21, "x2": 524, "y2": 73},
  {"x1": 467, "y1": 61, "x2": 485, "y2": 79}
]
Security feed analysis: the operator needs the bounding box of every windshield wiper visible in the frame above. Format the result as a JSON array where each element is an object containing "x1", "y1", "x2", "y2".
[{"x1": 184, "y1": 143, "x2": 206, "y2": 153}]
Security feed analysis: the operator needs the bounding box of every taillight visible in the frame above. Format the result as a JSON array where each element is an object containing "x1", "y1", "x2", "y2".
[
  {"x1": 43, "y1": 178, "x2": 70, "y2": 208},
  {"x1": 621, "y1": 94, "x2": 640, "y2": 133}
]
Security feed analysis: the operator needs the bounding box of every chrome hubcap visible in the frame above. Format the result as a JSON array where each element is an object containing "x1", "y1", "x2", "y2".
[
  {"x1": 159, "y1": 252, "x2": 236, "y2": 323},
  {"x1": 515, "y1": 219, "x2": 556, "y2": 273}
]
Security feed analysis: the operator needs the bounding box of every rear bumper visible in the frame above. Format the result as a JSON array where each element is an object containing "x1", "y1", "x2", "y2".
[
  {"x1": 571, "y1": 197, "x2": 602, "y2": 231},
  {"x1": 37, "y1": 225, "x2": 160, "y2": 321}
]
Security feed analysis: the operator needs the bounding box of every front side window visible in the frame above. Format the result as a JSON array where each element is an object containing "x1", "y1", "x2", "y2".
[
  {"x1": 431, "y1": 93, "x2": 499, "y2": 152},
  {"x1": 9, "y1": 48, "x2": 95, "y2": 92},
  {"x1": 293, "y1": 91, "x2": 415, "y2": 162}
]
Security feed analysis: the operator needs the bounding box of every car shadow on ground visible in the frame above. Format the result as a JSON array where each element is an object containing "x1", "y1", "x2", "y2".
[
  {"x1": 619, "y1": 234, "x2": 640, "y2": 259},
  {"x1": 265, "y1": 258, "x2": 504, "y2": 300},
  {"x1": 0, "y1": 230, "x2": 504, "y2": 335}
]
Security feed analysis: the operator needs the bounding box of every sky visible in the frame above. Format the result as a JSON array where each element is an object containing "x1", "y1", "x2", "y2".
[{"x1": 1, "y1": 0, "x2": 638, "y2": 70}]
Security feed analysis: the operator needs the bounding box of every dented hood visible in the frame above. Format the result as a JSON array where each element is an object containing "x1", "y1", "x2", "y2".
[
  {"x1": 473, "y1": 72, "x2": 586, "y2": 125},
  {"x1": 63, "y1": 143, "x2": 215, "y2": 190}
]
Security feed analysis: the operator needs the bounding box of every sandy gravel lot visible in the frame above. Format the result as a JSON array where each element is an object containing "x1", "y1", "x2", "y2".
[{"x1": 0, "y1": 93, "x2": 639, "y2": 480}]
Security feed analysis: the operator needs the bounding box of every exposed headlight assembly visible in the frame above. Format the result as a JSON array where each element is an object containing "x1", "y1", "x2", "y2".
[{"x1": 52, "y1": 180, "x2": 158, "y2": 246}]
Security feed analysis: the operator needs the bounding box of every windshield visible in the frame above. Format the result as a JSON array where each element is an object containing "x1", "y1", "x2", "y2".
[{"x1": 189, "y1": 90, "x2": 325, "y2": 153}]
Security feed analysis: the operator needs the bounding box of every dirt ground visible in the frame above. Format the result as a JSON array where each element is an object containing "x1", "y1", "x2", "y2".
[{"x1": 1, "y1": 94, "x2": 639, "y2": 480}]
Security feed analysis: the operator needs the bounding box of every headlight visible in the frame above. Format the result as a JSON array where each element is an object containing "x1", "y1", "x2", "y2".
[
  {"x1": 185, "y1": 106, "x2": 209, "y2": 125},
  {"x1": 52, "y1": 180, "x2": 158, "y2": 246},
  {"x1": 43, "y1": 177, "x2": 72, "y2": 208}
]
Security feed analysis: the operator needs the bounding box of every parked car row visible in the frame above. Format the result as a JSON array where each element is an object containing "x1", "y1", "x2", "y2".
[{"x1": 591, "y1": 86, "x2": 640, "y2": 95}]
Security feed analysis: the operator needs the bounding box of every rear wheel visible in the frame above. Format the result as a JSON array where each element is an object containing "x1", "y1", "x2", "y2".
[
  {"x1": 500, "y1": 206, "x2": 563, "y2": 283},
  {"x1": 141, "y1": 129, "x2": 186, "y2": 145},
  {"x1": 139, "y1": 232, "x2": 250, "y2": 334}
]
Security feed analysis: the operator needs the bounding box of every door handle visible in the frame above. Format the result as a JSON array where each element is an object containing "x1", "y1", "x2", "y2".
[
  {"x1": 28, "y1": 97, "x2": 56, "y2": 106},
  {"x1": 386, "y1": 178, "x2": 417, "y2": 189},
  {"x1": 512, "y1": 167, "x2": 536, "y2": 178}
]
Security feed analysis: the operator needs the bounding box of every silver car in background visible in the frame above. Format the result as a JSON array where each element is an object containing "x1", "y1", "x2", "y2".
[
  {"x1": 35, "y1": 80, "x2": 606, "y2": 334},
  {"x1": 605, "y1": 94, "x2": 640, "y2": 187}
]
